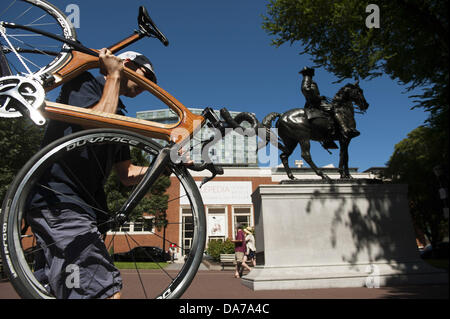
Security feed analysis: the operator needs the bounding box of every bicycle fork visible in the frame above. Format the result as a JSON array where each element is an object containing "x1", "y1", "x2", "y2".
[{"x1": 113, "y1": 146, "x2": 172, "y2": 226}]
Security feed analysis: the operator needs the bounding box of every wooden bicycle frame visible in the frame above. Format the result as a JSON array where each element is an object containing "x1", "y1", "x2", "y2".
[{"x1": 41, "y1": 32, "x2": 205, "y2": 145}]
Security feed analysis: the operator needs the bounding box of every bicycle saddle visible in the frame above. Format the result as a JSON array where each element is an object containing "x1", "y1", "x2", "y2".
[{"x1": 138, "y1": 6, "x2": 169, "y2": 47}]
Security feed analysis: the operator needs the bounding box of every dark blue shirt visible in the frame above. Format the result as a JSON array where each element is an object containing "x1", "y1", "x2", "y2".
[{"x1": 30, "y1": 72, "x2": 131, "y2": 215}]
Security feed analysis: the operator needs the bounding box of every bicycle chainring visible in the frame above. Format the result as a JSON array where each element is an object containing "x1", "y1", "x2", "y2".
[{"x1": 0, "y1": 75, "x2": 46, "y2": 125}]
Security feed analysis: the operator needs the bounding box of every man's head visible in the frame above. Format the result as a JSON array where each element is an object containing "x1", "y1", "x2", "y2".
[
  {"x1": 117, "y1": 51, "x2": 157, "y2": 97},
  {"x1": 300, "y1": 66, "x2": 315, "y2": 77}
]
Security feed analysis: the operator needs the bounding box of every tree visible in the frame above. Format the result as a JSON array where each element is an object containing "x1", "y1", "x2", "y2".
[
  {"x1": 104, "y1": 147, "x2": 171, "y2": 227},
  {"x1": 263, "y1": 0, "x2": 448, "y2": 150},
  {"x1": 0, "y1": 118, "x2": 43, "y2": 203},
  {"x1": 263, "y1": 1, "x2": 449, "y2": 242},
  {"x1": 385, "y1": 126, "x2": 448, "y2": 249}
]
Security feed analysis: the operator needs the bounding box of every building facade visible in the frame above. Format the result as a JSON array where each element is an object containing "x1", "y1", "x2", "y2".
[
  {"x1": 105, "y1": 107, "x2": 379, "y2": 259},
  {"x1": 136, "y1": 108, "x2": 258, "y2": 167},
  {"x1": 106, "y1": 166, "x2": 373, "y2": 259}
]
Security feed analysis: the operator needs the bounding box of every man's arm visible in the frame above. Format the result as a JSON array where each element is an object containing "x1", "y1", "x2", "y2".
[
  {"x1": 114, "y1": 160, "x2": 148, "y2": 187},
  {"x1": 91, "y1": 48, "x2": 123, "y2": 114},
  {"x1": 230, "y1": 231, "x2": 244, "y2": 243}
]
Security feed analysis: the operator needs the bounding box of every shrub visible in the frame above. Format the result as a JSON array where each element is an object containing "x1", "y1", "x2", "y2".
[{"x1": 206, "y1": 239, "x2": 235, "y2": 261}]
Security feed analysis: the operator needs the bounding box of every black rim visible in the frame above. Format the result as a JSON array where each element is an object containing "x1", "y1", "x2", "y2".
[{"x1": 3, "y1": 129, "x2": 205, "y2": 299}]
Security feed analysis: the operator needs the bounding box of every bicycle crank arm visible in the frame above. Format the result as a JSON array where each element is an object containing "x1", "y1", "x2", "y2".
[
  {"x1": 3, "y1": 90, "x2": 46, "y2": 125},
  {"x1": 116, "y1": 146, "x2": 171, "y2": 218}
]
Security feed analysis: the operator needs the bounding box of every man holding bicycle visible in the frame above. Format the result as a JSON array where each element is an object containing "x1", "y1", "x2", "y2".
[{"x1": 27, "y1": 48, "x2": 156, "y2": 299}]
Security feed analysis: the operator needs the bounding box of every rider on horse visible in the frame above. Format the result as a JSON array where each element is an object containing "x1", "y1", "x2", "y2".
[{"x1": 300, "y1": 67, "x2": 360, "y2": 145}]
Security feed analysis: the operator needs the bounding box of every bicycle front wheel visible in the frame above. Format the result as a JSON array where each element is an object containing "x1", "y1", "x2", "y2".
[{"x1": 0, "y1": 129, "x2": 206, "y2": 299}]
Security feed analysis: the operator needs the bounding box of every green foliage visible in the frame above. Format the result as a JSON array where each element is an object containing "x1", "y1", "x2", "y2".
[
  {"x1": 264, "y1": 2, "x2": 449, "y2": 231},
  {"x1": 386, "y1": 126, "x2": 448, "y2": 246},
  {"x1": 113, "y1": 262, "x2": 168, "y2": 269},
  {"x1": 263, "y1": 0, "x2": 448, "y2": 145},
  {"x1": 263, "y1": 0, "x2": 448, "y2": 87},
  {"x1": 206, "y1": 239, "x2": 235, "y2": 261},
  {"x1": 0, "y1": 118, "x2": 43, "y2": 203},
  {"x1": 104, "y1": 147, "x2": 171, "y2": 228}
]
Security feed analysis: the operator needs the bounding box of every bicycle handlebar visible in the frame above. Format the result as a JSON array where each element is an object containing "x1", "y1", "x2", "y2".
[{"x1": 184, "y1": 107, "x2": 261, "y2": 187}]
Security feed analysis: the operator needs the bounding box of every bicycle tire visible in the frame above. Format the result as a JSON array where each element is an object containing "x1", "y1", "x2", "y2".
[
  {"x1": 0, "y1": 128, "x2": 206, "y2": 299},
  {"x1": 0, "y1": 0, "x2": 77, "y2": 78}
]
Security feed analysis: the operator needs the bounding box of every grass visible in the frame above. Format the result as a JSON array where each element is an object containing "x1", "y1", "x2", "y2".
[{"x1": 113, "y1": 262, "x2": 168, "y2": 269}]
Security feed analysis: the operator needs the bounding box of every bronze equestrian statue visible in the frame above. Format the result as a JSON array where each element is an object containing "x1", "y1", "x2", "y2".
[
  {"x1": 262, "y1": 67, "x2": 369, "y2": 180},
  {"x1": 220, "y1": 67, "x2": 369, "y2": 181}
]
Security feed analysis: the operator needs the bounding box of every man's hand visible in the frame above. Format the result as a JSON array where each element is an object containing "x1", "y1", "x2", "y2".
[
  {"x1": 99, "y1": 48, "x2": 123, "y2": 78},
  {"x1": 178, "y1": 147, "x2": 194, "y2": 166},
  {"x1": 92, "y1": 49, "x2": 123, "y2": 114}
]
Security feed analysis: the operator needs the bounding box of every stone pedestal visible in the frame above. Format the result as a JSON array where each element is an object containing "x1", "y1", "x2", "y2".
[{"x1": 242, "y1": 180, "x2": 448, "y2": 290}]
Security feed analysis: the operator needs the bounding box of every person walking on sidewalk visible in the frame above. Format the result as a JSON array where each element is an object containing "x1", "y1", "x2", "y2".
[
  {"x1": 242, "y1": 226, "x2": 256, "y2": 270},
  {"x1": 230, "y1": 223, "x2": 246, "y2": 278}
]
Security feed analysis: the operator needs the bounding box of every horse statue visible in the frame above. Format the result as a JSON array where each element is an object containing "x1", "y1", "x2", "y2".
[
  {"x1": 261, "y1": 81, "x2": 369, "y2": 180},
  {"x1": 220, "y1": 80, "x2": 369, "y2": 181}
]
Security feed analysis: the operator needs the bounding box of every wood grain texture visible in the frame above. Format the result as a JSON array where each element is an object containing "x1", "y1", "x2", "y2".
[{"x1": 42, "y1": 34, "x2": 205, "y2": 144}]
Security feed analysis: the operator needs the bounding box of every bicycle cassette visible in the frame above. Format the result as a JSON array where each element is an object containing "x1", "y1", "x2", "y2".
[{"x1": 0, "y1": 75, "x2": 46, "y2": 125}]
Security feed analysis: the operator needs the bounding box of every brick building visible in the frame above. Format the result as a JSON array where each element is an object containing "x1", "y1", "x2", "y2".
[{"x1": 106, "y1": 166, "x2": 372, "y2": 259}]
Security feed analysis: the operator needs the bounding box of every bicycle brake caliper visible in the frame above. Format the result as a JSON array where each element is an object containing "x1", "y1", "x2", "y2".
[{"x1": 199, "y1": 163, "x2": 224, "y2": 188}]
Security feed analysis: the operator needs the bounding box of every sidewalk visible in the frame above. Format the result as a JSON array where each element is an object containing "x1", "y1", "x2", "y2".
[
  {"x1": 181, "y1": 259, "x2": 449, "y2": 299},
  {"x1": 0, "y1": 260, "x2": 448, "y2": 299}
]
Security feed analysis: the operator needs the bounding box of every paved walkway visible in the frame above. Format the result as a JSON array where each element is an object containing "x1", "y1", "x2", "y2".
[
  {"x1": 0, "y1": 259, "x2": 448, "y2": 299},
  {"x1": 1, "y1": 273, "x2": 448, "y2": 300}
]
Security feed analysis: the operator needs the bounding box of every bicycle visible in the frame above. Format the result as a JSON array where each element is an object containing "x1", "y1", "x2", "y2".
[{"x1": 0, "y1": 0, "x2": 256, "y2": 299}]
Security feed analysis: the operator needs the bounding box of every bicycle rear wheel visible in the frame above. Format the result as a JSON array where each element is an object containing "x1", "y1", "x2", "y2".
[
  {"x1": 0, "y1": 129, "x2": 206, "y2": 299},
  {"x1": 0, "y1": 0, "x2": 76, "y2": 117}
]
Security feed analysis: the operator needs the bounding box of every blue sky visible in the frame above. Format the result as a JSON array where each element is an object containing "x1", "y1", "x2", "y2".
[{"x1": 51, "y1": 0, "x2": 428, "y2": 171}]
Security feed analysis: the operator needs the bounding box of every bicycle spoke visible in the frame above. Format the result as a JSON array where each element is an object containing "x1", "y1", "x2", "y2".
[
  {"x1": 36, "y1": 183, "x2": 110, "y2": 218},
  {"x1": 0, "y1": 1, "x2": 17, "y2": 19},
  {"x1": 8, "y1": 34, "x2": 54, "y2": 60},
  {"x1": 5, "y1": 130, "x2": 205, "y2": 299},
  {"x1": 168, "y1": 194, "x2": 187, "y2": 203},
  {"x1": 13, "y1": 5, "x2": 33, "y2": 22},
  {"x1": 20, "y1": 215, "x2": 116, "y2": 259},
  {"x1": 27, "y1": 13, "x2": 48, "y2": 27},
  {"x1": 123, "y1": 232, "x2": 148, "y2": 299},
  {"x1": 6, "y1": 48, "x2": 40, "y2": 70},
  {"x1": 84, "y1": 249, "x2": 109, "y2": 299},
  {"x1": 0, "y1": 30, "x2": 32, "y2": 74},
  {"x1": 124, "y1": 232, "x2": 175, "y2": 279},
  {"x1": 26, "y1": 23, "x2": 56, "y2": 27},
  {"x1": 8, "y1": 34, "x2": 44, "y2": 37},
  {"x1": 0, "y1": 0, "x2": 76, "y2": 80}
]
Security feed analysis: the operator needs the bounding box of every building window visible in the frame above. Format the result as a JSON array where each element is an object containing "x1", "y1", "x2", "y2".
[
  {"x1": 133, "y1": 218, "x2": 153, "y2": 232},
  {"x1": 156, "y1": 110, "x2": 166, "y2": 118},
  {"x1": 182, "y1": 208, "x2": 194, "y2": 256},
  {"x1": 233, "y1": 207, "x2": 252, "y2": 234},
  {"x1": 109, "y1": 216, "x2": 154, "y2": 234},
  {"x1": 207, "y1": 207, "x2": 227, "y2": 242}
]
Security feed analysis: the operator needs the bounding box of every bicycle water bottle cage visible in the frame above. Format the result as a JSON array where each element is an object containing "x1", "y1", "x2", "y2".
[{"x1": 138, "y1": 6, "x2": 169, "y2": 46}]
